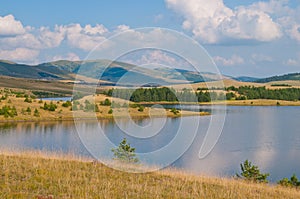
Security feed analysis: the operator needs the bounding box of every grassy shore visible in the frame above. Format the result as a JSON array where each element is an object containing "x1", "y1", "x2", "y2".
[
  {"x1": 0, "y1": 90, "x2": 209, "y2": 123},
  {"x1": 0, "y1": 151, "x2": 299, "y2": 199}
]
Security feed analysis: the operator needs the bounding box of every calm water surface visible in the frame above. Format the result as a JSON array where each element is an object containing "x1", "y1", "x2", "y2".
[{"x1": 0, "y1": 105, "x2": 299, "y2": 182}]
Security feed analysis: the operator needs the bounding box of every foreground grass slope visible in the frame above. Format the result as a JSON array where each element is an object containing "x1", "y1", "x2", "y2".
[{"x1": 0, "y1": 152, "x2": 299, "y2": 199}]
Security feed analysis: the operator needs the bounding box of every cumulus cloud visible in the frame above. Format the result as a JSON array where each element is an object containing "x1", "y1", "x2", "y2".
[
  {"x1": 0, "y1": 48, "x2": 39, "y2": 62},
  {"x1": 38, "y1": 26, "x2": 65, "y2": 48},
  {"x1": 0, "y1": 15, "x2": 26, "y2": 36},
  {"x1": 213, "y1": 54, "x2": 244, "y2": 66},
  {"x1": 62, "y1": 23, "x2": 108, "y2": 51},
  {"x1": 166, "y1": 0, "x2": 282, "y2": 43}
]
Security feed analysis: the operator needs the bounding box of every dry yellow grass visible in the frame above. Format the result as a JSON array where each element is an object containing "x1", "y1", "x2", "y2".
[{"x1": 0, "y1": 150, "x2": 299, "y2": 199}]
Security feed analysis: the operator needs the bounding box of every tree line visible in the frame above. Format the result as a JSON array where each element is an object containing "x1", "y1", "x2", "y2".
[
  {"x1": 103, "y1": 86, "x2": 300, "y2": 103},
  {"x1": 226, "y1": 86, "x2": 300, "y2": 101}
]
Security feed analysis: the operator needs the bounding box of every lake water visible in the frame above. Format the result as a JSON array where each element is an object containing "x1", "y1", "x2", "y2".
[
  {"x1": 0, "y1": 105, "x2": 299, "y2": 182},
  {"x1": 40, "y1": 97, "x2": 72, "y2": 101}
]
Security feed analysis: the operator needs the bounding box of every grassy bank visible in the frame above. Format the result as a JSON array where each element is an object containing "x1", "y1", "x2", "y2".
[
  {"x1": 0, "y1": 89, "x2": 208, "y2": 123},
  {"x1": 0, "y1": 151, "x2": 299, "y2": 199}
]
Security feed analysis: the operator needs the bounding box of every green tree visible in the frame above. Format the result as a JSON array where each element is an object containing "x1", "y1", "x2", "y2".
[
  {"x1": 33, "y1": 108, "x2": 40, "y2": 117},
  {"x1": 137, "y1": 106, "x2": 144, "y2": 112},
  {"x1": 111, "y1": 138, "x2": 139, "y2": 163},
  {"x1": 278, "y1": 174, "x2": 300, "y2": 188},
  {"x1": 236, "y1": 160, "x2": 269, "y2": 183},
  {"x1": 101, "y1": 98, "x2": 112, "y2": 106}
]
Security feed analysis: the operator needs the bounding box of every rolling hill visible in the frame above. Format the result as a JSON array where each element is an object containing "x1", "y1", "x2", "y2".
[
  {"x1": 0, "y1": 60, "x2": 218, "y2": 85},
  {"x1": 0, "y1": 60, "x2": 299, "y2": 86},
  {"x1": 254, "y1": 73, "x2": 300, "y2": 83}
]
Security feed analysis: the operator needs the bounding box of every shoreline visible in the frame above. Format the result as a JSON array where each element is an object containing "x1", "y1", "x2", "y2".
[
  {"x1": 140, "y1": 99, "x2": 300, "y2": 106},
  {"x1": 0, "y1": 99, "x2": 299, "y2": 124},
  {"x1": 0, "y1": 111, "x2": 210, "y2": 124}
]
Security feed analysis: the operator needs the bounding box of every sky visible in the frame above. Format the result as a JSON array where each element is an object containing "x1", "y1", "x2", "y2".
[{"x1": 0, "y1": 0, "x2": 300, "y2": 77}]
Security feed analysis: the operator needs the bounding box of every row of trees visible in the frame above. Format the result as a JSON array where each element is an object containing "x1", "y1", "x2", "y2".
[
  {"x1": 226, "y1": 86, "x2": 300, "y2": 101},
  {"x1": 104, "y1": 87, "x2": 227, "y2": 103},
  {"x1": 104, "y1": 86, "x2": 300, "y2": 103}
]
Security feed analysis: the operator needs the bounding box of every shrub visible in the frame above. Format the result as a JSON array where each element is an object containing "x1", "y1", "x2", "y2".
[
  {"x1": 111, "y1": 138, "x2": 139, "y2": 163},
  {"x1": 33, "y1": 108, "x2": 40, "y2": 117},
  {"x1": 138, "y1": 106, "x2": 144, "y2": 112},
  {"x1": 101, "y1": 98, "x2": 112, "y2": 106},
  {"x1": 62, "y1": 101, "x2": 72, "y2": 107},
  {"x1": 24, "y1": 97, "x2": 32, "y2": 103},
  {"x1": 278, "y1": 174, "x2": 300, "y2": 188},
  {"x1": 170, "y1": 108, "x2": 180, "y2": 115},
  {"x1": 236, "y1": 160, "x2": 269, "y2": 183},
  {"x1": 43, "y1": 102, "x2": 57, "y2": 111}
]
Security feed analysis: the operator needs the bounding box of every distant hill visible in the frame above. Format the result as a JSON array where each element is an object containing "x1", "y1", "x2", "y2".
[
  {"x1": 0, "y1": 60, "x2": 299, "y2": 85},
  {"x1": 0, "y1": 60, "x2": 218, "y2": 85},
  {"x1": 0, "y1": 60, "x2": 73, "y2": 80},
  {"x1": 233, "y1": 76, "x2": 260, "y2": 82},
  {"x1": 255, "y1": 73, "x2": 300, "y2": 83}
]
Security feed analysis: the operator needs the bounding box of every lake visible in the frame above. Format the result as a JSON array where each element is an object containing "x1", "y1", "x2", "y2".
[{"x1": 0, "y1": 105, "x2": 299, "y2": 182}]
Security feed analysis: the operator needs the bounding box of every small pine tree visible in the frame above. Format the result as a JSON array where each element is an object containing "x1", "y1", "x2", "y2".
[
  {"x1": 236, "y1": 160, "x2": 269, "y2": 183},
  {"x1": 34, "y1": 108, "x2": 40, "y2": 117},
  {"x1": 26, "y1": 107, "x2": 31, "y2": 114},
  {"x1": 278, "y1": 174, "x2": 300, "y2": 187},
  {"x1": 111, "y1": 138, "x2": 139, "y2": 163}
]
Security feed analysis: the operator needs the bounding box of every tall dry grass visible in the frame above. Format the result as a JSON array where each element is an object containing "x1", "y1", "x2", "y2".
[{"x1": 0, "y1": 150, "x2": 299, "y2": 198}]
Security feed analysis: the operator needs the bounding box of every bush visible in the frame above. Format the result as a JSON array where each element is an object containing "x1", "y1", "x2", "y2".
[
  {"x1": 170, "y1": 108, "x2": 180, "y2": 115},
  {"x1": 111, "y1": 138, "x2": 139, "y2": 163},
  {"x1": 33, "y1": 108, "x2": 40, "y2": 117},
  {"x1": 100, "y1": 98, "x2": 112, "y2": 106},
  {"x1": 278, "y1": 174, "x2": 300, "y2": 188},
  {"x1": 24, "y1": 97, "x2": 32, "y2": 103},
  {"x1": 236, "y1": 160, "x2": 269, "y2": 183},
  {"x1": 138, "y1": 106, "x2": 144, "y2": 112},
  {"x1": 62, "y1": 101, "x2": 72, "y2": 107},
  {"x1": 43, "y1": 102, "x2": 57, "y2": 111},
  {"x1": 0, "y1": 105, "x2": 18, "y2": 118}
]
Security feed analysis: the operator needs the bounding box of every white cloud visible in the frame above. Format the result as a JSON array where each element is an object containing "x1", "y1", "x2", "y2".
[
  {"x1": 288, "y1": 24, "x2": 300, "y2": 42},
  {"x1": 83, "y1": 24, "x2": 108, "y2": 35},
  {"x1": 251, "y1": 54, "x2": 273, "y2": 62},
  {"x1": 63, "y1": 23, "x2": 107, "y2": 51},
  {"x1": 38, "y1": 26, "x2": 65, "y2": 48},
  {"x1": 115, "y1": 25, "x2": 131, "y2": 32},
  {"x1": 166, "y1": 0, "x2": 282, "y2": 43},
  {"x1": 285, "y1": 58, "x2": 298, "y2": 66},
  {"x1": 0, "y1": 48, "x2": 39, "y2": 62},
  {"x1": 213, "y1": 54, "x2": 244, "y2": 66},
  {"x1": 52, "y1": 52, "x2": 80, "y2": 62},
  {"x1": 0, "y1": 32, "x2": 41, "y2": 50},
  {"x1": 123, "y1": 50, "x2": 178, "y2": 67},
  {"x1": 0, "y1": 15, "x2": 25, "y2": 36}
]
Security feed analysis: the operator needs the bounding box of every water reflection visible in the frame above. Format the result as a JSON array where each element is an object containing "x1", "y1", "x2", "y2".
[{"x1": 0, "y1": 106, "x2": 299, "y2": 181}]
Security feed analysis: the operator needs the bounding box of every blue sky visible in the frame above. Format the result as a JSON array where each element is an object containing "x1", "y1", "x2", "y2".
[{"x1": 0, "y1": 0, "x2": 299, "y2": 77}]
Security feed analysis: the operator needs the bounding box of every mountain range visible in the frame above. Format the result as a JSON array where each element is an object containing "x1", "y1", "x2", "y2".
[{"x1": 0, "y1": 60, "x2": 299, "y2": 85}]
